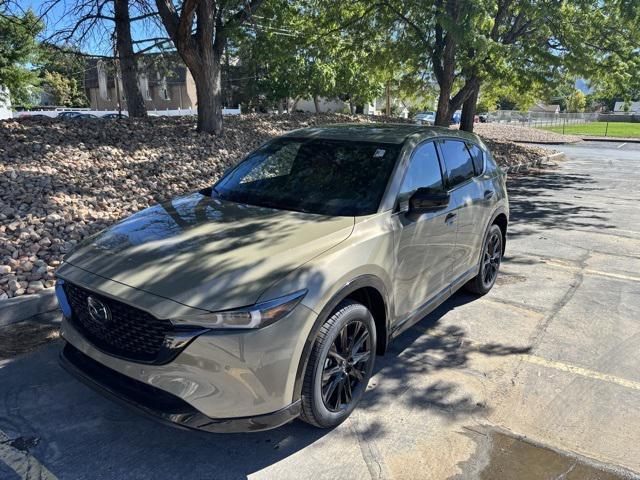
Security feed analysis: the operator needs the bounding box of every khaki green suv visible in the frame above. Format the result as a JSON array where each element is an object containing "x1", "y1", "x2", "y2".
[{"x1": 56, "y1": 124, "x2": 508, "y2": 432}]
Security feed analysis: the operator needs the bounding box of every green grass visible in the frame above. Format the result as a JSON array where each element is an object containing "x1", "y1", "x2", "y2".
[{"x1": 541, "y1": 121, "x2": 640, "y2": 138}]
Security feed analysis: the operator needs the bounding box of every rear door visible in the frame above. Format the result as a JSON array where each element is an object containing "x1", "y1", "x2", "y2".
[
  {"x1": 438, "y1": 139, "x2": 490, "y2": 280},
  {"x1": 391, "y1": 141, "x2": 458, "y2": 319}
]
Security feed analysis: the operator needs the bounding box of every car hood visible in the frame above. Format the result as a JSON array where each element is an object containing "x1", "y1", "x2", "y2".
[{"x1": 62, "y1": 192, "x2": 354, "y2": 312}]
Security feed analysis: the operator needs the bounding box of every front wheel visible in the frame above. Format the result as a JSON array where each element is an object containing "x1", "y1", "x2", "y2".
[
  {"x1": 465, "y1": 224, "x2": 503, "y2": 295},
  {"x1": 300, "y1": 300, "x2": 376, "y2": 428}
]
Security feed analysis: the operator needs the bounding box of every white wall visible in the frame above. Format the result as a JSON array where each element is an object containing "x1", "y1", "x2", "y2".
[
  {"x1": 13, "y1": 106, "x2": 242, "y2": 118},
  {"x1": 0, "y1": 86, "x2": 12, "y2": 120},
  {"x1": 294, "y1": 98, "x2": 349, "y2": 113}
]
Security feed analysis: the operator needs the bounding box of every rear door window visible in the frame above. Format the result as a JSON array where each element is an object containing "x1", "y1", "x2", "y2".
[{"x1": 440, "y1": 140, "x2": 476, "y2": 188}]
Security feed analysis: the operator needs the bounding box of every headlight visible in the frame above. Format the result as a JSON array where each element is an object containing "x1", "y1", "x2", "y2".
[{"x1": 175, "y1": 290, "x2": 307, "y2": 330}]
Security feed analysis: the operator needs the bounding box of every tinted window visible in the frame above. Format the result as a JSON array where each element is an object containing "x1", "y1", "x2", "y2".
[
  {"x1": 215, "y1": 138, "x2": 400, "y2": 216},
  {"x1": 398, "y1": 142, "x2": 444, "y2": 202},
  {"x1": 467, "y1": 144, "x2": 484, "y2": 174},
  {"x1": 440, "y1": 140, "x2": 475, "y2": 188}
]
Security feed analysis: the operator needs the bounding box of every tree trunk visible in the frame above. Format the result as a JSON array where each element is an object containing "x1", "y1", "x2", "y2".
[
  {"x1": 435, "y1": 78, "x2": 453, "y2": 126},
  {"x1": 278, "y1": 98, "x2": 284, "y2": 114},
  {"x1": 192, "y1": 60, "x2": 222, "y2": 133},
  {"x1": 460, "y1": 83, "x2": 480, "y2": 132},
  {"x1": 114, "y1": 0, "x2": 146, "y2": 118},
  {"x1": 313, "y1": 95, "x2": 320, "y2": 113},
  {"x1": 349, "y1": 99, "x2": 355, "y2": 115},
  {"x1": 291, "y1": 97, "x2": 300, "y2": 111}
]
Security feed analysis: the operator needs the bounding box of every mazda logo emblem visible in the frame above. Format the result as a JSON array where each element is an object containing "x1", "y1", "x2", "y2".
[{"x1": 87, "y1": 296, "x2": 111, "y2": 324}]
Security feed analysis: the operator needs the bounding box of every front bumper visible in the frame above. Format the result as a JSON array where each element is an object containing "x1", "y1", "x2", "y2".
[
  {"x1": 60, "y1": 342, "x2": 301, "y2": 433},
  {"x1": 59, "y1": 295, "x2": 317, "y2": 427}
]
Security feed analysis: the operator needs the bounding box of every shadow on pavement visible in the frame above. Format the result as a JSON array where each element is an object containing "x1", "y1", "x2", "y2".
[{"x1": 507, "y1": 167, "x2": 615, "y2": 238}]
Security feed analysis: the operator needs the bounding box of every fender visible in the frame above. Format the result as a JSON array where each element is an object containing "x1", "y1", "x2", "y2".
[{"x1": 291, "y1": 274, "x2": 392, "y2": 402}]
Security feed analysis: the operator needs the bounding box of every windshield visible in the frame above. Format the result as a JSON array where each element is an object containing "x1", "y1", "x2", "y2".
[{"x1": 213, "y1": 138, "x2": 401, "y2": 216}]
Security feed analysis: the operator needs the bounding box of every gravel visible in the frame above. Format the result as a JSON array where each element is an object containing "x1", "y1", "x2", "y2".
[
  {"x1": 0, "y1": 113, "x2": 561, "y2": 299},
  {"x1": 473, "y1": 123, "x2": 582, "y2": 144}
]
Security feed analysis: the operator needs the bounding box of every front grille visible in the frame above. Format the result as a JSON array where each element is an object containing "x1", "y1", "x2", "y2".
[{"x1": 63, "y1": 282, "x2": 172, "y2": 362}]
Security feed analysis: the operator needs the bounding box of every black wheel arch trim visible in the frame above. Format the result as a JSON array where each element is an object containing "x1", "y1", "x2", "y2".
[
  {"x1": 293, "y1": 274, "x2": 391, "y2": 403},
  {"x1": 489, "y1": 206, "x2": 509, "y2": 254}
]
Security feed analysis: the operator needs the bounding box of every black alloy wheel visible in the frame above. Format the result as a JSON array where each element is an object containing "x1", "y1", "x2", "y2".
[
  {"x1": 465, "y1": 223, "x2": 503, "y2": 295},
  {"x1": 482, "y1": 228, "x2": 502, "y2": 289},
  {"x1": 321, "y1": 320, "x2": 371, "y2": 412},
  {"x1": 300, "y1": 300, "x2": 376, "y2": 428}
]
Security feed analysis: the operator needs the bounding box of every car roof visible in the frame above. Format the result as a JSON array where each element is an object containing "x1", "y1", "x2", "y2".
[{"x1": 279, "y1": 123, "x2": 481, "y2": 145}]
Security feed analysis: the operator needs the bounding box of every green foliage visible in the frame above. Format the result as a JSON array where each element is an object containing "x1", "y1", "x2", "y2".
[
  {"x1": 42, "y1": 70, "x2": 87, "y2": 107},
  {"x1": 566, "y1": 89, "x2": 586, "y2": 113},
  {"x1": 233, "y1": 0, "x2": 388, "y2": 110},
  {"x1": 0, "y1": 10, "x2": 43, "y2": 106},
  {"x1": 39, "y1": 45, "x2": 89, "y2": 107}
]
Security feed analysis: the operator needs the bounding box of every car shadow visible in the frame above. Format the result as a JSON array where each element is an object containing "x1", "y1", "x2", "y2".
[{"x1": 0, "y1": 289, "x2": 529, "y2": 479}]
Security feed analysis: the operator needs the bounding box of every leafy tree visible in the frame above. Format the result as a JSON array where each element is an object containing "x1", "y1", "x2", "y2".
[
  {"x1": 232, "y1": 0, "x2": 386, "y2": 114},
  {"x1": 42, "y1": 70, "x2": 87, "y2": 106},
  {"x1": 566, "y1": 89, "x2": 586, "y2": 113},
  {"x1": 154, "y1": 0, "x2": 264, "y2": 133},
  {"x1": 311, "y1": 0, "x2": 639, "y2": 132},
  {"x1": 40, "y1": 45, "x2": 89, "y2": 107},
  {"x1": 0, "y1": 10, "x2": 43, "y2": 106}
]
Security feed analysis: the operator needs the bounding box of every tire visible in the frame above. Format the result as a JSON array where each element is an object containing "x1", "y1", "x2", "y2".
[
  {"x1": 300, "y1": 300, "x2": 376, "y2": 428},
  {"x1": 465, "y1": 224, "x2": 503, "y2": 295}
]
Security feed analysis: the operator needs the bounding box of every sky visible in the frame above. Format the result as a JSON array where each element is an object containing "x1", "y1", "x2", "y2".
[{"x1": 24, "y1": 0, "x2": 163, "y2": 56}]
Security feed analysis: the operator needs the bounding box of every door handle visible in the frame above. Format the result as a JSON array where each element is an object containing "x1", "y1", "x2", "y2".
[
  {"x1": 445, "y1": 212, "x2": 457, "y2": 222},
  {"x1": 484, "y1": 190, "x2": 495, "y2": 199}
]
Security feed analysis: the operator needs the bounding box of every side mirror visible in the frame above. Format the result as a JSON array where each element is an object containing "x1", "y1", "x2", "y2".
[{"x1": 408, "y1": 188, "x2": 450, "y2": 214}]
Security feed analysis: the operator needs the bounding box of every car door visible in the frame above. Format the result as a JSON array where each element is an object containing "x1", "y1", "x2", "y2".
[
  {"x1": 391, "y1": 141, "x2": 458, "y2": 320},
  {"x1": 438, "y1": 139, "x2": 490, "y2": 280}
]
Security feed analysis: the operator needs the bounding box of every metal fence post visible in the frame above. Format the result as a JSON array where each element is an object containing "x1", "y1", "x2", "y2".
[{"x1": 605, "y1": 122, "x2": 609, "y2": 137}]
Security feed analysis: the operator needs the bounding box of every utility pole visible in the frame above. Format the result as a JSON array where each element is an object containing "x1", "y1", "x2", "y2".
[
  {"x1": 385, "y1": 81, "x2": 391, "y2": 116},
  {"x1": 112, "y1": 34, "x2": 123, "y2": 118}
]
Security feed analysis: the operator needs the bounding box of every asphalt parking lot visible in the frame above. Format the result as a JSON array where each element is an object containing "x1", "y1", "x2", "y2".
[{"x1": 1, "y1": 141, "x2": 639, "y2": 479}]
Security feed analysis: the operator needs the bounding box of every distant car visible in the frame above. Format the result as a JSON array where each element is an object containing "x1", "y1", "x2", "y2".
[
  {"x1": 75, "y1": 113, "x2": 98, "y2": 119},
  {"x1": 20, "y1": 114, "x2": 51, "y2": 119},
  {"x1": 102, "y1": 113, "x2": 128, "y2": 119},
  {"x1": 414, "y1": 111, "x2": 436, "y2": 125},
  {"x1": 452, "y1": 111, "x2": 462, "y2": 124},
  {"x1": 57, "y1": 111, "x2": 84, "y2": 119},
  {"x1": 478, "y1": 113, "x2": 488, "y2": 123}
]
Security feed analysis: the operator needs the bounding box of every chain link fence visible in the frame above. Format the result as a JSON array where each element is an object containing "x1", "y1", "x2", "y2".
[
  {"x1": 485, "y1": 110, "x2": 599, "y2": 129},
  {"x1": 483, "y1": 110, "x2": 639, "y2": 137}
]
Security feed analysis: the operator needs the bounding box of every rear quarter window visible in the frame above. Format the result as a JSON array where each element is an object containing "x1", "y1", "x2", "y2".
[{"x1": 466, "y1": 144, "x2": 485, "y2": 175}]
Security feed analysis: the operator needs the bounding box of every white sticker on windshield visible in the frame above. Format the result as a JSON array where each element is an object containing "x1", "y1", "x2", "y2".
[{"x1": 374, "y1": 148, "x2": 386, "y2": 158}]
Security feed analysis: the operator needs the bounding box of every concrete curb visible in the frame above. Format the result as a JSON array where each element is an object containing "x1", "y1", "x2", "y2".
[
  {"x1": 503, "y1": 151, "x2": 565, "y2": 174},
  {"x1": 513, "y1": 140, "x2": 581, "y2": 145},
  {"x1": 0, "y1": 287, "x2": 58, "y2": 328},
  {"x1": 581, "y1": 136, "x2": 640, "y2": 143}
]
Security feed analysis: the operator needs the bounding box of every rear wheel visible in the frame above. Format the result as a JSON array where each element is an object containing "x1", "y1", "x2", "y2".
[
  {"x1": 300, "y1": 300, "x2": 376, "y2": 428},
  {"x1": 465, "y1": 224, "x2": 503, "y2": 295}
]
